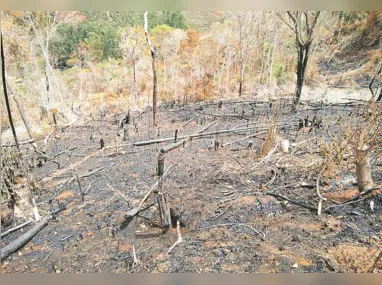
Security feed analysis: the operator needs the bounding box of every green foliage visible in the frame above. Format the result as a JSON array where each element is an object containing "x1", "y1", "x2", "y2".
[
  {"x1": 50, "y1": 11, "x2": 188, "y2": 68},
  {"x1": 273, "y1": 60, "x2": 287, "y2": 85},
  {"x1": 338, "y1": 11, "x2": 367, "y2": 23},
  {"x1": 84, "y1": 32, "x2": 103, "y2": 62},
  {"x1": 151, "y1": 24, "x2": 175, "y2": 36}
]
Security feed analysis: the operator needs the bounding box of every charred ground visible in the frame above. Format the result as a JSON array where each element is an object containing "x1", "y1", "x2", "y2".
[{"x1": 1, "y1": 96, "x2": 382, "y2": 273}]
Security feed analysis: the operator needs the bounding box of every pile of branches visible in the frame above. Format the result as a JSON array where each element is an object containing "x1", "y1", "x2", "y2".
[{"x1": 1, "y1": 147, "x2": 40, "y2": 209}]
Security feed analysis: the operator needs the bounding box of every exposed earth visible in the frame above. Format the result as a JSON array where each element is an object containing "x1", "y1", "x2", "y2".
[{"x1": 1, "y1": 93, "x2": 382, "y2": 273}]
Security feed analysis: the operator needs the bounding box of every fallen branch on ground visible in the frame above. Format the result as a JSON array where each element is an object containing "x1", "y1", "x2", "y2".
[
  {"x1": 181, "y1": 117, "x2": 195, "y2": 128},
  {"x1": 166, "y1": 220, "x2": 183, "y2": 255},
  {"x1": 250, "y1": 142, "x2": 280, "y2": 171},
  {"x1": 265, "y1": 192, "x2": 318, "y2": 212},
  {"x1": 368, "y1": 249, "x2": 382, "y2": 273},
  {"x1": 45, "y1": 167, "x2": 104, "y2": 203},
  {"x1": 125, "y1": 164, "x2": 175, "y2": 219},
  {"x1": 223, "y1": 131, "x2": 267, "y2": 147},
  {"x1": 1, "y1": 206, "x2": 66, "y2": 261},
  {"x1": 132, "y1": 244, "x2": 140, "y2": 267},
  {"x1": 160, "y1": 120, "x2": 219, "y2": 153},
  {"x1": 1, "y1": 220, "x2": 32, "y2": 238},
  {"x1": 134, "y1": 125, "x2": 264, "y2": 147},
  {"x1": 326, "y1": 187, "x2": 381, "y2": 210}
]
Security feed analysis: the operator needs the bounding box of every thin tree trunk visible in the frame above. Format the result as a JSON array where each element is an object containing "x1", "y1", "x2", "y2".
[
  {"x1": 28, "y1": 14, "x2": 63, "y2": 105},
  {"x1": 79, "y1": 57, "x2": 83, "y2": 102},
  {"x1": 6, "y1": 80, "x2": 35, "y2": 142},
  {"x1": 225, "y1": 55, "x2": 231, "y2": 93},
  {"x1": 1, "y1": 32, "x2": 20, "y2": 150},
  {"x1": 218, "y1": 42, "x2": 230, "y2": 93},
  {"x1": 144, "y1": 11, "x2": 157, "y2": 126},
  {"x1": 268, "y1": 33, "x2": 279, "y2": 97},
  {"x1": 45, "y1": 64, "x2": 50, "y2": 106},
  {"x1": 45, "y1": 27, "x2": 50, "y2": 107},
  {"x1": 239, "y1": 62, "x2": 245, "y2": 97},
  {"x1": 132, "y1": 58, "x2": 136, "y2": 84},
  {"x1": 163, "y1": 57, "x2": 167, "y2": 89}
]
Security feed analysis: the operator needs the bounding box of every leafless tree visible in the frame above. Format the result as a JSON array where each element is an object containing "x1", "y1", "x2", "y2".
[
  {"x1": 278, "y1": 11, "x2": 321, "y2": 110},
  {"x1": 227, "y1": 12, "x2": 260, "y2": 97},
  {"x1": 144, "y1": 11, "x2": 158, "y2": 126},
  {"x1": 120, "y1": 27, "x2": 145, "y2": 100}
]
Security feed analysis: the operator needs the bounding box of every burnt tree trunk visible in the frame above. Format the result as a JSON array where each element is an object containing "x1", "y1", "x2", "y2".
[
  {"x1": 156, "y1": 154, "x2": 171, "y2": 229},
  {"x1": 1, "y1": 32, "x2": 19, "y2": 150},
  {"x1": 280, "y1": 12, "x2": 321, "y2": 111},
  {"x1": 293, "y1": 43, "x2": 310, "y2": 110},
  {"x1": 144, "y1": 11, "x2": 158, "y2": 126},
  {"x1": 239, "y1": 63, "x2": 245, "y2": 97},
  {"x1": 369, "y1": 62, "x2": 382, "y2": 102}
]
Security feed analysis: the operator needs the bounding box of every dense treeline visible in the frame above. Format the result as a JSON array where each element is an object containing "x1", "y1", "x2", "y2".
[
  {"x1": 0, "y1": 11, "x2": 381, "y2": 133},
  {"x1": 50, "y1": 11, "x2": 188, "y2": 68}
]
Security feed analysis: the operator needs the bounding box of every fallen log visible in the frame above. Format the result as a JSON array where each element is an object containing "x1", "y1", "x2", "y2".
[
  {"x1": 1, "y1": 206, "x2": 66, "y2": 261},
  {"x1": 181, "y1": 117, "x2": 195, "y2": 128},
  {"x1": 135, "y1": 125, "x2": 263, "y2": 147},
  {"x1": 223, "y1": 131, "x2": 267, "y2": 147},
  {"x1": 195, "y1": 109, "x2": 251, "y2": 120},
  {"x1": 160, "y1": 120, "x2": 219, "y2": 153},
  {"x1": 265, "y1": 192, "x2": 318, "y2": 212},
  {"x1": 125, "y1": 164, "x2": 174, "y2": 219}
]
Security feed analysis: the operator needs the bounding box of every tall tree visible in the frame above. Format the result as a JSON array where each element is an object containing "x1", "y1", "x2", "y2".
[
  {"x1": 227, "y1": 12, "x2": 259, "y2": 97},
  {"x1": 26, "y1": 12, "x2": 84, "y2": 113},
  {"x1": 144, "y1": 11, "x2": 158, "y2": 126},
  {"x1": 119, "y1": 26, "x2": 145, "y2": 100},
  {"x1": 278, "y1": 11, "x2": 321, "y2": 110},
  {"x1": 1, "y1": 30, "x2": 19, "y2": 150}
]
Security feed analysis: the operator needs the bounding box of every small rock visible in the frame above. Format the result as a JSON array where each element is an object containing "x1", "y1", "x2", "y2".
[
  {"x1": 370, "y1": 201, "x2": 374, "y2": 212},
  {"x1": 292, "y1": 235, "x2": 301, "y2": 243},
  {"x1": 292, "y1": 263, "x2": 298, "y2": 268}
]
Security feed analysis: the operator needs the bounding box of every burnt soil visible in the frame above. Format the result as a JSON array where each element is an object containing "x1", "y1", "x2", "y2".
[{"x1": 1, "y1": 97, "x2": 382, "y2": 273}]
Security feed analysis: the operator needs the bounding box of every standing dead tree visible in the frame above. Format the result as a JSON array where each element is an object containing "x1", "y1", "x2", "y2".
[
  {"x1": 144, "y1": 11, "x2": 158, "y2": 126},
  {"x1": 278, "y1": 11, "x2": 321, "y2": 111},
  {"x1": 1, "y1": 29, "x2": 19, "y2": 150}
]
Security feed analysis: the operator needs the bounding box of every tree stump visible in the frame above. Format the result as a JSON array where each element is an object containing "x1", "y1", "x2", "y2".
[
  {"x1": 123, "y1": 127, "x2": 129, "y2": 142},
  {"x1": 156, "y1": 154, "x2": 171, "y2": 229},
  {"x1": 355, "y1": 148, "x2": 374, "y2": 192}
]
